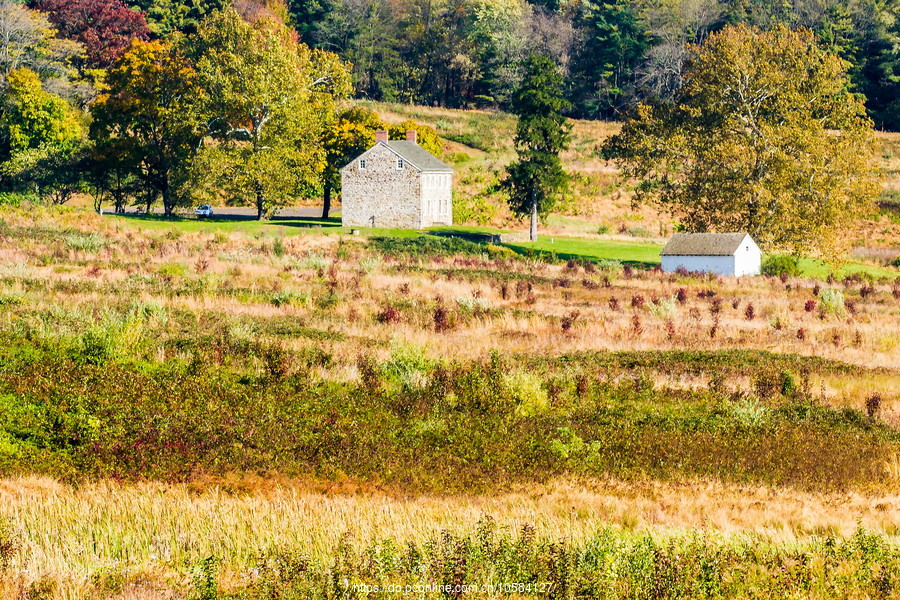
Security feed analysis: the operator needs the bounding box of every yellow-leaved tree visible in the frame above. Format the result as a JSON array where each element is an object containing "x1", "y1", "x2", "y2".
[{"x1": 604, "y1": 24, "x2": 881, "y2": 257}]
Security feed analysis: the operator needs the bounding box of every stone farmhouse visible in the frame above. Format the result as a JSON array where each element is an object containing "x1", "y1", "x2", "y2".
[
  {"x1": 340, "y1": 130, "x2": 453, "y2": 229},
  {"x1": 661, "y1": 232, "x2": 762, "y2": 276}
]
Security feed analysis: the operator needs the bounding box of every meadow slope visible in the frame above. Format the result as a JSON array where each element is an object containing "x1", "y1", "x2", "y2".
[{"x1": 0, "y1": 207, "x2": 898, "y2": 597}]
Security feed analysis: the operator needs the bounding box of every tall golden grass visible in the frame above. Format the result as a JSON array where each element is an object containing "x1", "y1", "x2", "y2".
[{"x1": 3, "y1": 475, "x2": 900, "y2": 595}]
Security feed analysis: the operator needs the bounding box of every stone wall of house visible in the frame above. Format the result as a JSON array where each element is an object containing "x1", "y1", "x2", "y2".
[{"x1": 341, "y1": 144, "x2": 423, "y2": 229}]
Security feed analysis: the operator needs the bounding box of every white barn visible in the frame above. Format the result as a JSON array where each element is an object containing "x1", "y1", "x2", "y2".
[{"x1": 660, "y1": 233, "x2": 761, "y2": 276}]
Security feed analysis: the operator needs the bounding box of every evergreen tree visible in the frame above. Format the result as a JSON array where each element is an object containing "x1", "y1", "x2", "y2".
[{"x1": 503, "y1": 54, "x2": 570, "y2": 241}]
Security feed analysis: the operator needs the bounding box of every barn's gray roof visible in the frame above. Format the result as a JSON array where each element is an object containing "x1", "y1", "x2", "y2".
[
  {"x1": 661, "y1": 233, "x2": 751, "y2": 256},
  {"x1": 385, "y1": 141, "x2": 453, "y2": 172}
]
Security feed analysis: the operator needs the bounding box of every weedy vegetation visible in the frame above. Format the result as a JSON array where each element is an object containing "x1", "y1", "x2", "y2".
[{"x1": 0, "y1": 207, "x2": 897, "y2": 597}]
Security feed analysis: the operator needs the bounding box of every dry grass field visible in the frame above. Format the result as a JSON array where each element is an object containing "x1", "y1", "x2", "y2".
[{"x1": 0, "y1": 203, "x2": 898, "y2": 597}]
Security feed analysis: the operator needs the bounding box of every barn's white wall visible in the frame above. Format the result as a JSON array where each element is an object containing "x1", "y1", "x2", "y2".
[
  {"x1": 662, "y1": 255, "x2": 735, "y2": 275},
  {"x1": 662, "y1": 250, "x2": 760, "y2": 276},
  {"x1": 734, "y1": 243, "x2": 762, "y2": 276}
]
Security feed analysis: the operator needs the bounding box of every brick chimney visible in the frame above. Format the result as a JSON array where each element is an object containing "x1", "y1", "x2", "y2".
[
  {"x1": 405, "y1": 130, "x2": 417, "y2": 143},
  {"x1": 375, "y1": 130, "x2": 388, "y2": 143}
]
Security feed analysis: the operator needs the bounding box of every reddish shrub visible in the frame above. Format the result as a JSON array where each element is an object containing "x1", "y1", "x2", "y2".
[
  {"x1": 376, "y1": 306, "x2": 402, "y2": 324},
  {"x1": 561, "y1": 311, "x2": 580, "y2": 332}
]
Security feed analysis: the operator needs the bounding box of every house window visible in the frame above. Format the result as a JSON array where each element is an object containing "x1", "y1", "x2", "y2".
[
  {"x1": 359, "y1": 159, "x2": 367, "y2": 170},
  {"x1": 396, "y1": 158, "x2": 404, "y2": 169}
]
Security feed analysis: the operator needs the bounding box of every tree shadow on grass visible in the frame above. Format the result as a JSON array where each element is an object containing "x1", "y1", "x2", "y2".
[
  {"x1": 272, "y1": 216, "x2": 342, "y2": 228},
  {"x1": 502, "y1": 243, "x2": 659, "y2": 269}
]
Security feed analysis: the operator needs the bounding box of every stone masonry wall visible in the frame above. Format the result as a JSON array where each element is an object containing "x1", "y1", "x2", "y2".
[{"x1": 341, "y1": 145, "x2": 423, "y2": 229}]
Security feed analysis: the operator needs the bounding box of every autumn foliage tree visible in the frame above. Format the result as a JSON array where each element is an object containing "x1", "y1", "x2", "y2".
[
  {"x1": 0, "y1": 1, "x2": 82, "y2": 83},
  {"x1": 90, "y1": 40, "x2": 205, "y2": 216},
  {"x1": 31, "y1": 0, "x2": 151, "y2": 69},
  {"x1": 605, "y1": 25, "x2": 881, "y2": 256},
  {"x1": 320, "y1": 106, "x2": 384, "y2": 218},
  {"x1": 0, "y1": 67, "x2": 85, "y2": 201}
]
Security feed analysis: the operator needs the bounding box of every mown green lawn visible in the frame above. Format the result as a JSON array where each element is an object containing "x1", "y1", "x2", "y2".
[{"x1": 506, "y1": 236, "x2": 663, "y2": 267}]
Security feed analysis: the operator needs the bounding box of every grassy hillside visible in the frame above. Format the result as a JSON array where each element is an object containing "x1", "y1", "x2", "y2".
[{"x1": 367, "y1": 102, "x2": 900, "y2": 264}]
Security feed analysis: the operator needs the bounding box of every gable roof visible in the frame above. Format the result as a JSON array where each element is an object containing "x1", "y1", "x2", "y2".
[
  {"x1": 340, "y1": 140, "x2": 454, "y2": 173},
  {"x1": 661, "y1": 233, "x2": 754, "y2": 256},
  {"x1": 384, "y1": 141, "x2": 452, "y2": 172}
]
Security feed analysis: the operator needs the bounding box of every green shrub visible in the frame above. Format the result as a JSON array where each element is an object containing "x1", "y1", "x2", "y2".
[
  {"x1": 624, "y1": 225, "x2": 651, "y2": 237},
  {"x1": 503, "y1": 371, "x2": 549, "y2": 417},
  {"x1": 383, "y1": 342, "x2": 432, "y2": 393},
  {"x1": 485, "y1": 244, "x2": 518, "y2": 259},
  {"x1": 780, "y1": 370, "x2": 797, "y2": 397},
  {"x1": 156, "y1": 262, "x2": 188, "y2": 279},
  {"x1": 761, "y1": 254, "x2": 801, "y2": 277},
  {"x1": 272, "y1": 237, "x2": 286, "y2": 257},
  {"x1": 451, "y1": 192, "x2": 498, "y2": 226},
  {"x1": 595, "y1": 259, "x2": 623, "y2": 273},
  {"x1": 296, "y1": 253, "x2": 329, "y2": 270},
  {"x1": 648, "y1": 297, "x2": 678, "y2": 318},
  {"x1": 819, "y1": 288, "x2": 846, "y2": 316},
  {"x1": 358, "y1": 256, "x2": 383, "y2": 273},
  {"x1": 270, "y1": 290, "x2": 307, "y2": 307},
  {"x1": 63, "y1": 232, "x2": 106, "y2": 252},
  {"x1": 729, "y1": 397, "x2": 770, "y2": 428},
  {"x1": 448, "y1": 152, "x2": 471, "y2": 164},
  {"x1": 370, "y1": 236, "x2": 485, "y2": 258}
]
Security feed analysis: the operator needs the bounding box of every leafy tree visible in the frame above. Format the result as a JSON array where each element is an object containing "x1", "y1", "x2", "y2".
[
  {"x1": 87, "y1": 138, "x2": 141, "y2": 212},
  {"x1": 466, "y1": 0, "x2": 530, "y2": 106},
  {"x1": 388, "y1": 120, "x2": 442, "y2": 155},
  {"x1": 126, "y1": 0, "x2": 226, "y2": 36},
  {"x1": 0, "y1": 67, "x2": 85, "y2": 201},
  {"x1": 287, "y1": 0, "x2": 338, "y2": 44},
  {"x1": 191, "y1": 7, "x2": 350, "y2": 219},
  {"x1": 850, "y1": 0, "x2": 900, "y2": 130},
  {"x1": 503, "y1": 54, "x2": 570, "y2": 241},
  {"x1": 320, "y1": 106, "x2": 384, "y2": 219},
  {"x1": 31, "y1": 0, "x2": 151, "y2": 68},
  {"x1": 605, "y1": 24, "x2": 881, "y2": 256},
  {"x1": 0, "y1": 1, "x2": 82, "y2": 84},
  {"x1": 90, "y1": 40, "x2": 205, "y2": 216},
  {"x1": 0, "y1": 68, "x2": 82, "y2": 155}
]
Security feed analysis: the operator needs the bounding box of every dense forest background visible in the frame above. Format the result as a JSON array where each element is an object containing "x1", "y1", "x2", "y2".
[
  {"x1": 16, "y1": 0, "x2": 900, "y2": 129},
  {"x1": 95, "y1": 0, "x2": 900, "y2": 128}
]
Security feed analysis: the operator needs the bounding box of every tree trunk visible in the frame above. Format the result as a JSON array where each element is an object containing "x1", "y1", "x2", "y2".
[
  {"x1": 161, "y1": 179, "x2": 173, "y2": 217},
  {"x1": 322, "y1": 183, "x2": 332, "y2": 219},
  {"x1": 256, "y1": 190, "x2": 265, "y2": 221},
  {"x1": 529, "y1": 187, "x2": 538, "y2": 242}
]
